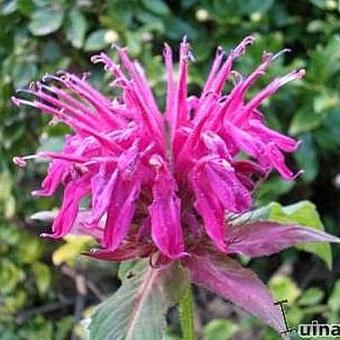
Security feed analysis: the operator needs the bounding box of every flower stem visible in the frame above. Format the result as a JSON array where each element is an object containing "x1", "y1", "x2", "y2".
[{"x1": 180, "y1": 285, "x2": 196, "y2": 340}]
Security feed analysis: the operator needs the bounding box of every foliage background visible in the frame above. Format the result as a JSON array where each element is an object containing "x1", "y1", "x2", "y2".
[{"x1": 0, "y1": 0, "x2": 339, "y2": 339}]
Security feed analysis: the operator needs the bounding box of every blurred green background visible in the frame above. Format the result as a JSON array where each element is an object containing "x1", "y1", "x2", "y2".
[{"x1": 0, "y1": 0, "x2": 340, "y2": 339}]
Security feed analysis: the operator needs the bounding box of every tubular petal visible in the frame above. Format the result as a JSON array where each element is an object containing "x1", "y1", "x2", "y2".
[{"x1": 148, "y1": 155, "x2": 185, "y2": 259}]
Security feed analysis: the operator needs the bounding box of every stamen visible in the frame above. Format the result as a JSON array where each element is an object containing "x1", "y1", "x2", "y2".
[
  {"x1": 272, "y1": 48, "x2": 291, "y2": 61},
  {"x1": 232, "y1": 35, "x2": 256, "y2": 58},
  {"x1": 293, "y1": 169, "x2": 304, "y2": 180},
  {"x1": 11, "y1": 96, "x2": 38, "y2": 108},
  {"x1": 13, "y1": 154, "x2": 40, "y2": 167},
  {"x1": 230, "y1": 71, "x2": 243, "y2": 86},
  {"x1": 277, "y1": 69, "x2": 305, "y2": 86}
]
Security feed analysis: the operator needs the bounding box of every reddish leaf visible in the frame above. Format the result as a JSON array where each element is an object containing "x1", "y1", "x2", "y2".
[
  {"x1": 227, "y1": 221, "x2": 340, "y2": 257},
  {"x1": 184, "y1": 254, "x2": 285, "y2": 333}
]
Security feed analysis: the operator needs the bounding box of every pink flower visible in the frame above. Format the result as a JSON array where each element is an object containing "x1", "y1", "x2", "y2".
[
  {"x1": 13, "y1": 37, "x2": 340, "y2": 333},
  {"x1": 12, "y1": 36, "x2": 302, "y2": 255}
]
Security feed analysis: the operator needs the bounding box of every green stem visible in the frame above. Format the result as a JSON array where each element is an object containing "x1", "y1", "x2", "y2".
[{"x1": 180, "y1": 285, "x2": 196, "y2": 340}]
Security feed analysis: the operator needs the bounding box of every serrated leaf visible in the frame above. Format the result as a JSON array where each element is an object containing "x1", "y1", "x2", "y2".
[
  {"x1": 269, "y1": 201, "x2": 333, "y2": 269},
  {"x1": 28, "y1": 7, "x2": 64, "y2": 36},
  {"x1": 89, "y1": 260, "x2": 189, "y2": 340},
  {"x1": 65, "y1": 9, "x2": 87, "y2": 49}
]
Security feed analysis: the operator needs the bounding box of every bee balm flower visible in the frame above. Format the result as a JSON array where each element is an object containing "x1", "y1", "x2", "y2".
[
  {"x1": 12, "y1": 36, "x2": 304, "y2": 257},
  {"x1": 13, "y1": 37, "x2": 340, "y2": 334}
]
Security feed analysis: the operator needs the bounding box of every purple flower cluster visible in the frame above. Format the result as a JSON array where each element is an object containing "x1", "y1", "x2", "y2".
[{"x1": 13, "y1": 37, "x2": 304, "y2": 259}]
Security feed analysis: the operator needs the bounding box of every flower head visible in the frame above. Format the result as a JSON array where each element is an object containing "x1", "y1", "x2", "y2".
[
  {"x1": 13, "y1": 37, "x2": 340, "y2": 334},
  {"x1": 13, "y1": 37, "x2": 304, "y2": 258}
]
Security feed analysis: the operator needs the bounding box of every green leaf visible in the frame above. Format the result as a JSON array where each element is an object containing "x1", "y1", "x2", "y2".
[
  {"x1": 269, "y1": 201, "x2": 333, "y2": 269},
  {"x1": 84, "y1": 29, "x2": 119, "y2": 51},
  {"x1": 286, "y1": 305, "x2": 304, "y2": 326},
  {"x1": 269, "y1": 275, "x2": 301, "y2": 304},
  {"x1": 315, "y1": 109, "x2": 340, "y2": 152},
  {"x1": 294, "y1": 133, "x2": 318, "y2": 183},
  {"x1": 65, "y1": 9, "x2": 87, "y2": 49},
  {"x1": 164, "y1": 17, "x2": 198, "y2": 40},
  {"x1": 12, "y1": 62, "x2": 37, "y2": 88},
  {"x1": 307, "y1": 48, "x2": 332, "y2": 84},
  {"x1": 313, "y1": 92, "x2": 339, "y2": 113},
  {"x1": 298, "y1": 287, "x2": 324, "y2": 306},
  {"x1": 89, "y1": 260, "x2": 189, "y2": 340},
  {"x1": 328, "y1": 280, "x2": 340, "y2": 313},
  {"x1": 17, "y1": 233, "x2": 43, "y2": 264},
  {"x1": 209, "y1": 0, "x2": 274, "y2": 18},
  {"x1": 2, "y1": 289, "x2": 28, "y2": 313},
  {"x1": 141, "y1": 0, "x2": 170, "y2": 16},
  {"x1": 241, "y1": 0, "x2": 275, "y2": 14},
  {"x1": 309, "y1": 0, "x2": 337, "y2": 9},
  {"x1": 289, "y1": 108, "x2": 323, "y2": 135},
  {"x1": 31, "y1": 262, "x2": 51, "y2": 295},
  {"x1": 17, "y1": 0, "x2": 34, "y2": 16},
  {"x1": 28, "y1": 7, "x2": 64, "y2": 36},
  {"x1": 118, "y1": 260, "x2": 140, "y2": 281},
  {"x1": 203, "y1": 319, "x2": 239, "y2": 340},
  {"x1": 162, "y1": 331, "x2": 181, "y2": 340},
  {"x1": 235, "y1": 201, "x2": 333, "y2": 269},
  {"x1": 55, "y1": 317, "x2": 74, "y2": 340},
  {"x1": 256, "y1": 176, "x2": 294, "y2": 205},
  {"x1": 126, "y1": 31, "x2": 142, "y2": 57},
  {"x1": 0, "y1": 170, "x2": 15, "y2": 219},
  {"x1": 310, "y1": 0, "x2": 327, "y2": 8},
  {"x1": 1, "y1": 0, "x2": 17, "y2": 15},
  {"x1": 0, "y1": 259, "x2": 25, "y2": 294}
]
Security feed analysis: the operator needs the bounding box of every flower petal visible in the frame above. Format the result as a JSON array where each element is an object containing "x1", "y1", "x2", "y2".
[
  {"x1": 191, "y1": 164, "x2": 227, "y2": 252},
  {"x1": 184, "y1": 253, "x2": 285, "y2": 333},
  {"x1": 249, "y1": 119, "x2": 299, "y2": 152},
  {"x1": 263, "y1": 143, "x2": 296, "y2": 180},
  {"x1": 89, "y1": 167, "x2": 118, "y2": 225},
  {"x1": 205, "y1": 159, "x2": 252, "y2": 213},
  {"x1": 32, "y1": 160, "x2": 66, "y2": 196},
  {"x1": 148, "y1": 155, "x2": 185, "y2": 259},
  {"x1": 42, "y1": 175, "x2": 90, "y2": 238},
  {"x1": 70, "y1": 211, "x2": 104, "y2": 240},
  {"x1": 227, "y1": 221, "x2": 340, "y2": 257},
  {"x1": 103, "y1": 175, "x2": 140, "y2": 250}
]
